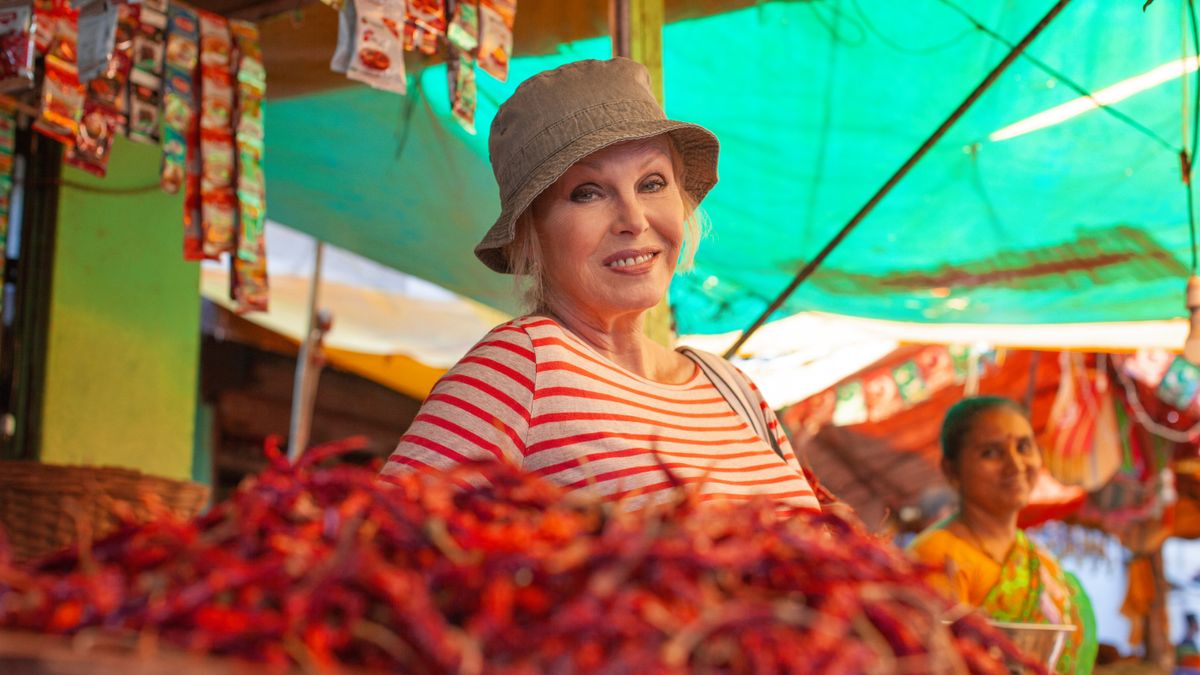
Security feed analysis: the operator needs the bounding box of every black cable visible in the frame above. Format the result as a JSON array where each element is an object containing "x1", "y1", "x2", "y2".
[
  {"x1": 52, "y1": 179, "x2": 162, "y2": 194},
  {"x1": 850, "y1": 0, "x2": 975, "y2": 55},
  {"x1": 938, "y1": 0, "x2": 1178, "y2": 153},
  {"x1": 805, "y1": 1, "x2": 866, "y2": 47},
  {"x1": 1188, "y1": 0, "x2": 1200, "y2": 272}
]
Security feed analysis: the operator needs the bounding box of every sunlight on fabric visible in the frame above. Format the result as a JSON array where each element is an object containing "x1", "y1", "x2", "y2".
[{"x1": 990, "y1": 55, "x2": 1200, "y2": 141}]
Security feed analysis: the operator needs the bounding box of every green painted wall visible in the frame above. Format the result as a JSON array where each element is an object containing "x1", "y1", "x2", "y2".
[{"x1": 39, "y1": 137, "x2": 200, "y2": 480}]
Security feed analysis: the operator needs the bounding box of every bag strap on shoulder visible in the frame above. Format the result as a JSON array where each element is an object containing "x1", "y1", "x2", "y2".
[{"x1": 677, "y1": 347, "x2": 784, "y2": 461}]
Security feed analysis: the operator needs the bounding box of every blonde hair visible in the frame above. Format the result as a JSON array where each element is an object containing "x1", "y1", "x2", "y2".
[{"x1": 503, "y1": 138, "x2": 708, "y2": 313}]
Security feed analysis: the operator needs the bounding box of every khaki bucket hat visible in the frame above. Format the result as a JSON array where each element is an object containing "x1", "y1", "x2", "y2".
[{"x1": 474, "y1": 57, "x2": 720, "y2": 274}]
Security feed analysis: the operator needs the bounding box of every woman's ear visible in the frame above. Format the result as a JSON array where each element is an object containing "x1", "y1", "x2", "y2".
[{"x1": 940, "y1": 458, "x2": 959, "y2": 491}]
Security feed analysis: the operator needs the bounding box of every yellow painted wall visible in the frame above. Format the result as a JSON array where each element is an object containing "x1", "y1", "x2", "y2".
[{"x1": 39, "y1": 137, "x2": 200, "y2": 479}]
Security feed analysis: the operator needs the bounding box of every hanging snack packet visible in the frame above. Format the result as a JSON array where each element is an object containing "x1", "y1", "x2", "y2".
[
  {"x1": 446, "y1": 0, "x2": 477, "y2": 53},
  {"x1": 33, "y1": 54, "x2": 84, "y2": 145},
  {"x1": 476, "y1": 0, "x2": 513, "y2": 82},
  {"x1": 200, "y1": 179, "x2": 236, "y2": 258},
  {"x1": 165, "y1": 5, "x2": 199, "y2": 88},
  {"x1": 447, "y1": 50, "x2": 475, "y2": 133},
  {"x1": 87, "y1": 2, "x2": 135, "y2": 132},
  {"x1": 127, "y1": 79, "x2": 161, "y2": 143},
  {"x1": 231, "y1": 238, "x2": 268, "y2": 312},
  {"x1": 0, "y1": 98, "x2": 16, "y2": 155},
  {"x1": 230, "y1": 18, "x2": 265, "y2": 264},
  {"x1": 198, "y1": 10, "x2": 236, "y2": 257},
  {"x1": 75, "y1": 0, "x2": 116, "y2": 84},
  {"x1": 160, "y1": 2, "x2": 198, "y2": 193},
  {"x1": 407, "y1": 0, "x2": 445, "y2": 35},
  {"x1": 347, "y1": 0, "x2": 406, "y2": 94},
  {"x1": 131, "y1": 2, "x2": 165, "y2": 75},
  {"x1": 64, "y1": 98, "x2": 120, "y2": 175},
  {"x1": 413, "y1": 25, "x2": 437, "y2": 55},
  {"x1": 0, "y1": 0, "x2": 35, "y2": 93},
  {"x1": 31, "y1": 0, "x2": 52, "y2": 54}
]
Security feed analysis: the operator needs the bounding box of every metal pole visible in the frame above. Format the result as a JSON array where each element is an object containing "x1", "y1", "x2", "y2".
[
  {"x1": 610, "y1": 0, "x2": 631, "y2": 58},
  {"x1": 288, "y1": 241, "x2": 325, "y2": 462},
  {"x1": 722, "y1": 0, "x2": 1075, "y2": 359}
]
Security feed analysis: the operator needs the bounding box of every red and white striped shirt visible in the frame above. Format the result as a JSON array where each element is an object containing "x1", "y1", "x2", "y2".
[{"x1": 383, "y1": 316, "x2": 820, "y2": 512}]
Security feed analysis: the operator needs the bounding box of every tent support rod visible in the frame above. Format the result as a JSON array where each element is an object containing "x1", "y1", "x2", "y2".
[
  {"x1": 288, "y1": 241, "x2": 325, "y2": 462},
  {"x1": 723, "y1": 0, "x2": 1074, "y2": 360}
]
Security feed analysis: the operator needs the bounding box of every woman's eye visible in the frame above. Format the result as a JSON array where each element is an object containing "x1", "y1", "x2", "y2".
[
  {"x1": 980, "y1": 445, "x2": 1003, "y2": 458},
  {"x1": 640, "y1": 175, "x2": 667, "y2": 192},
  {"x1": 1018, "y1": 439, "x2": 1034, "y2": 453},
  {"x1": 570, "y1": 185, "x2": 602, "y2": 202}
]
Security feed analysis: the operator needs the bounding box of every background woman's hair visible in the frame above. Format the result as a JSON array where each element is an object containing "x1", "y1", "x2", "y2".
[
  {"x1": 940, "y1": 395, "x2": 1028, "y2": 466},
  {"x1": 503, "y1": 136, "x2": 707, "y2": 313}
]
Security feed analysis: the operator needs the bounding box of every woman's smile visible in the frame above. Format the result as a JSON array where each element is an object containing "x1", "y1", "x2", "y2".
[{"x1": 603, "y1": 248, "x2": 661, "y2": 271}]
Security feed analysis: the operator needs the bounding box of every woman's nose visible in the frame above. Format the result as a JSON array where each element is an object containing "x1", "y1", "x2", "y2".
[
  {"x1": 611, "y1": 192, "x2": 650, "y2": 235},
  {"x1": 1002, "y1": 445, "x2": 1024, "y2": 470}
]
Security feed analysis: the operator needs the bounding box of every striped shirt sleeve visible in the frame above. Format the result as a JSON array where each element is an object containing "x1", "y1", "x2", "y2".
[{"x1": 382, "y1": 322, "x2": 535, "y2": 476}]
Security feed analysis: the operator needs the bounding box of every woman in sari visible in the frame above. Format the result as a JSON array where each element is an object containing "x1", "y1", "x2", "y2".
[{"x1": 907, "y1": 396, "x2": 1097, "y2": 674}]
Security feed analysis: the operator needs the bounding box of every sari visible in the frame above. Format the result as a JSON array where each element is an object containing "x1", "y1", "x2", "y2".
[{"x1": 908, "y1": 526, "x2": 1097, "y2": 674}]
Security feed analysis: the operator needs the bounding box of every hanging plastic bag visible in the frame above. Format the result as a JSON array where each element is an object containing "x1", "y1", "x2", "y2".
[
  {"x1": 1081, "y1": 355, "x2": 1123, "y2": 492},
  {"x1": 1041, "y1": 352, "x2": 1097, "y2": 487}
]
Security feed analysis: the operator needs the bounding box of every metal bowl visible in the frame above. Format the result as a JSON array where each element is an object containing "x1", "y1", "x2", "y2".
[{"x1": 989, "y1": 620, "x2": 1075, "y2": 670}]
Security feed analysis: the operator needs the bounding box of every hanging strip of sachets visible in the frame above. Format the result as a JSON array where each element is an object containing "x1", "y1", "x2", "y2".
[
  {"x1": 33, "y1": 1, "x2": 82, "y2": 145},
  {"x1": 444, "y1": 1, "x2": 477, "y2": 133},
  {"x1": 127, "y1": 0, "x2": 166, "y2": 144},
  {"x1": 64, "y1": 0, "x2": 120, "y2": 176},
  {"x1": 0, "y1": 99, "x2": 15, "y2": 302},
  {"x1": 86, "y1": 2, "x2": 135, "y2": 136},
  {"x1": 160, "y1": 3, "x2": 197, "y2": 194},
  {"x1": 197, "y1": 10, "x2": 235, "y2": 258},
  {"x1": 229, "y1": 18, "x2": 266, "y2": 312}
]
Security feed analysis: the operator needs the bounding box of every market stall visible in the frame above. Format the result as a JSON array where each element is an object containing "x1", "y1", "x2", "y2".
[
  {"x1": 1, "y1": 0, "x2": 1198, "y2": 672},
  {"x1": 768, "y1": 341, "x2": 1200, "y2": 670}
]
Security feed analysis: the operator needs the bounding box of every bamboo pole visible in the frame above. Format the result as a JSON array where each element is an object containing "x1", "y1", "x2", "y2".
[{"x1": 611, "y1": 0, "x2": 672, "y2": 347}]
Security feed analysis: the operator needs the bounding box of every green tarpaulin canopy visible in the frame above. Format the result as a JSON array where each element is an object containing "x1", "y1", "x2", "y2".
[{"x1": 264, "y1": 0, "x2": 1195, "y2": 336}]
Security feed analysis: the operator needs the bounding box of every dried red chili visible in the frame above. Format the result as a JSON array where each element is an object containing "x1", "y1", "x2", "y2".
[{"x1": 0, "y1": 439, "x2": 1046, "y2": 674}]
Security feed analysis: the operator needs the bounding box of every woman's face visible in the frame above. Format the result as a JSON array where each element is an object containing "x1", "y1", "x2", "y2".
[
  {"x1": 530, "y1": 137, "x2": 685, "y2": 323},
  {"x1": 946, "y1": 406, "x2": 1042, "y2": 517}
]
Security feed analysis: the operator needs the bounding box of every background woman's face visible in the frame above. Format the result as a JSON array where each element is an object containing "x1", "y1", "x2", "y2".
[
  {"x1": 949, "y1": 406, "x2": 1042, "y2": 516},
  {"x1": 531, "y1": 137, "x2": 685, "y2": 323}
]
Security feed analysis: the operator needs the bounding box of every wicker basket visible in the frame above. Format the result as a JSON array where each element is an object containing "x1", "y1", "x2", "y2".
[{"x1": 0, "y1": 461, "x2": 210, "y2": 562}]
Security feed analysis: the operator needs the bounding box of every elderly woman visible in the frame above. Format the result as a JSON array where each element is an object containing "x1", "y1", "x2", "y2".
[
  {"x1": 907, "y1": 396, "x2": 1097, "y2": 673},
  {"x1": 382, "y1": 58, "x2": 833, "y2": 513}
]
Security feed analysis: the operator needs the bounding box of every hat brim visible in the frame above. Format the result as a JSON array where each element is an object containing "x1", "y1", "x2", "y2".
[{"x1": 474, "y1": 120, "x2": 719, "y2": 274}]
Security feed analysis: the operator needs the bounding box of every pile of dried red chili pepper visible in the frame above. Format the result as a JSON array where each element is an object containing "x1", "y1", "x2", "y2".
[{"x1": 0, "y1": 438, "x2": 1044, "y2": 674}]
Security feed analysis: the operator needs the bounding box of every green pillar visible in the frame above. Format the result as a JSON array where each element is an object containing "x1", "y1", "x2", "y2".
[{"x1": 38, "y1": 137, "x2": 201, "y2": 480}]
